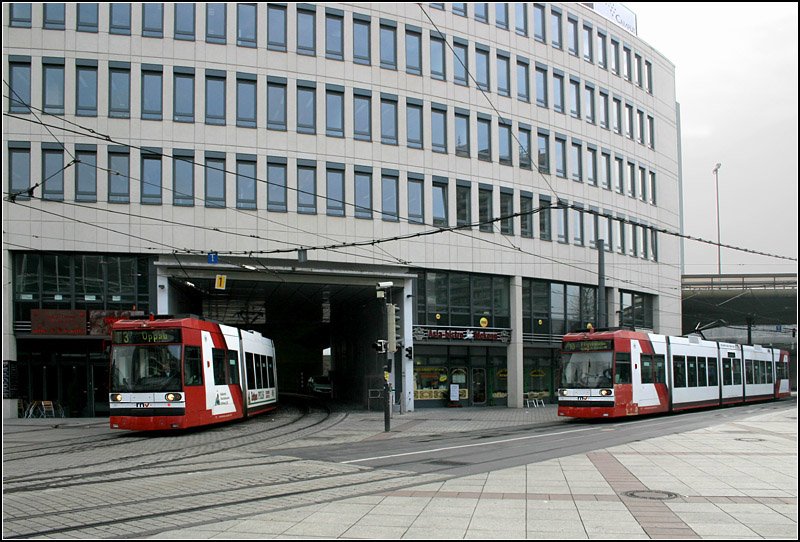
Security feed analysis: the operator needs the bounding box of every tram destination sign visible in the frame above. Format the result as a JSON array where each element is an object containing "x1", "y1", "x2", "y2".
[
  {"x1": 562, "y1": 339, "x2": 614, "y2": 352},
  {"x1": 413, "y1": 326, "x2": 511, "y2": 344},
  {"x1": 113, "y1": 329, "x2": 182, "y2": 344}
]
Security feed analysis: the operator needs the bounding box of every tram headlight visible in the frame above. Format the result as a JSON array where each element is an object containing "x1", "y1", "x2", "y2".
[
  {"x1": 599, "y1": 389, "x2": 613, "y2": 396},
  {"x1": 559, "y1": 389, "x2": 568, "y2": 397},
  {"x1": 110, "y1": 393, "x2": 123, "y2": 402},
  {"x1": 165, "y1": 393, "x2": 182, "y2": 402}
]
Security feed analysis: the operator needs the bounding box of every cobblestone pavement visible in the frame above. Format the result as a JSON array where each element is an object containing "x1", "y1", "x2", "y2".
[{"x1": 2, "y1": 399, "x2": 796, "y2": 539}]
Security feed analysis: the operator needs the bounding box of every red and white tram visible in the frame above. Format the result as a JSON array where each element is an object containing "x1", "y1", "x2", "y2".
[
  {"x1": 558, "y1": 328, "x2": 791, "y2": 419},
  {"x1": 109, "y1": 315, "x2": 277, "y2": 430}
]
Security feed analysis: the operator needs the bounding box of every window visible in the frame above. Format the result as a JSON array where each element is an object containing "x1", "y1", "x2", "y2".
[
  {"x1": 380, "y1": 23, "x2": 397, "y2": 69},
  {"x1": 499, "y1": 122, "x2": 512, "y2": 165},
  {"x1": 572, "y1": 205, "x2": 584, "y2": 245},
  {"x1": 141, "y1": 151, "x2": 162, "y2": 205},
  {"x1": 142, "y1": 3, "x2": 163, "y2": 38},
  {"x1": 42, "y1": 146, "x2": 64, "y2": 200},
  {"x1": 497, "y1": 53, "x2": 510, "y2": 96},
  {"x1": 520, "y1": 193, "x2": 533, "y2": 238},
  {"x1": 600, "y1": 152, "x2": 611, "y2": 189},
  {"x1": 267, "y1": 78, "x2": 287, "y2": 131},
  {"x1": 407, "y1": 100, "x2": 423, "y2": 149},
  {"x1": 75, "y1": 148, "x2": 97, "y2": 202},
  {"x1": 614, "y1": 156, "x2": 624, "y2": 193},
  {"x1": 599, "y1": 91, "x2": 609, "y2": 129},
  {"x1": 8, "y1": 144, "x2": 31, "y2": 200},
  {"x1": 649, "y1": 171, "x2": 657, "y2": 205},
  {"x1": 535, "y1": 65, "x2": 547, "y2": 107},
  {"x1": 8, "y1": 58, "x2": 31, "y2": 113},
  {"x1": 267, "y1": 159, "x2": 287, "y2": 212},
  {"x1": 297, "y1": 162, "x2": 317, "y2": 214},
  {"x1": 610, "y1": 39, "x2": 620, "y2": 74},
  {"x1": 638, "y1": 167, "x2": 647, "y2": 202},
  {"x1": 297, "y1": 6, "x2": 317, "y2": 56},
  {"x1": 381, "y1": 171, "x2": 399, "y2": 221},
  {"x1": 9, "y1": 3, "x2": 32, "y2": 27},
  {"x1": 108, "y1": 148, "x2": 130, "y2": 203},
  {"x1": 268, "y1": 4, "x2": 288, "y2": 51},
  {"x1": 519, "y1": 126, "x2": 532, "y2": 169},
  {"x1": 44, "y1": 3, "x2": 66, "y2": 30},
  {"x1": 584, "y1": 85, "x2": 595, "y2": 124},
  {"x1": 109, "y1": 3, "x2": 131, "y2": 35},
  {"x1": 141, "y1": 66, "x2": 163, "y2": 120},
  {"x1": 325, "y1": 11, "x2": 344, "y2": 60},
  {"x1": 174, "y1": 3, "x2": 195, "y2": 40},
  {"x1": 237, "y1": 3, "x2": 257, "y2": 47},
  {"x1": 553, "y1": 72, "x2": 564, "y2": 113},
  {"x1": 555, "y1": 136, "x2": 566, "y2": 177},
  {"x1": 205, "y1": 72, "x2": 226, "y2": 125},
  {"x1": 517, "y1": 60, "x2": 530, "y2": 102},
  {"x1": 623, "y1": 46, "x2": 632, "y2": 80},
  {"x1": 432, "y1": 177, "x2": 448, "y2": 226},
  {"x1": 77, "y1": 3, "x2": 98, "y2": 32},
  {"x1": 454, "y1": 41, "x2": 469, "y2": 86},
  {"x1": 567, "y1": 16, "x2": 578, "y2": 56},
  {"x1": 537, "y1": 131, "x2": 549, "y2": 173},
  {"x1": 625, "y1": 103, "x2": 634, "y2": 139},
  {"x1": 380, "y1": 95, "x2": 398, "y2": 145},
  {"x1": 569, "y1": 78, "x2": 580, "y2": 118},
  {"x1": 354, "y1": 168, "x2": 372, "y2": 219},
  {"x1": 476, "y1": 47, "x2": 490, "y2": 90},
  {"x1": 453, "y1": 3, "x2": 467, "y2": 17},
  {"x1": 635, "y1": 53, "x2": 643, "y2": 87},
  {"x1": 75, "y1": 61, "x2": 98, "y2": 117},
  {"x1": 173, "y1": 68, "x2": 195, "y2": 123},
  {"x1": 206, "y1": 4, "x2": 227, "y2": 44},
  {"x1": 582, "y1": 24, "x2": 593, "y2": 62},
  {"x1": 236, "y1": 154, "x2": 258, "y2": 209},
  {"x1": 205, "y1": 154, "x2": 226, "y2": 208},
  {"x1": 496, "y1": 3, "x2": 508, "y2": 30},
  {"x1": 106, "y1": 62, "x2": 130, "y2": 117},
  {"x1": 556, "y1": 199, "x2": 568, "y2": 243},
  {"x1": 353, "y1": 15, "x2": 371, "y2": 64},
  {"x1": 550, "y1": 9, "x2": 562, "y2": 48},
  {"x1": 648, "y1": 115, "x2": 655, "y2": 149},
  {"x1": 173, "y1": 151, "x2": 195, "y2": 206},
  {"x1": 612, "y1": 97, "x2": 622, "y2": 133},
  {"x1": 353, "y1": 91, "x2": 372, "y2": 141},
  {"x1": 326, "y1": 165, "x2": 345, "y2": 216},
  {"x1": 42, "y1": 59, "x2": 65, "y2": 115},
  {"x1": 477, "y1": 116, "x2": 491, "y2": 161},
  {"x1": 456, "y1": 182, "x2": 471, "y2": 227},
  {"x1": 500, "y1": 190, "x2": 514, "y2": 235},
  {"x1": 539, "y1": 196, "x2": 552, "y2": 240},
  {"x1": 627, "y1": 161, "x2": 636, "y2": 198},
  {"x1": 431, "y1": 105, "x2": 447, "y2": 154},
  {"x1": 408, "y1": 175, "x2": 424, "y2": 224},
  {"x1": 406, "y1": 26, "x2": 424, "y2": 75},
  {"x1": 326, "y1": 87, "x2": 344, "y2": 137},
  {"x1": 533, "y1": 4, "x2": 545, "y2": 42},
  {"x1": 297, "y1": 83, "x2": 317, "y2": 134},
  {"x1": 645, "y1": 60, "x2": 653, "y2": 93},
  {"x1": 475, "y1": 3, "x2": 488, "y2": 23},
  {"x1": 430, "y1": 34, "x2": 445, "y2": 80},
  {"x1": 515, "y1": 3, "x2": 527, "y2": 36},
  {"x1": 478, "y1": 186, "x2": 493, "y2": 232},
  {"x1": 597, "y1": 31, "x2": 607, "y2": 68},
  {"x1": 236, "y1": 74, "x2": 257, "y2": 128},
  {"x1": 586, "y1": 147, "x2": 597, "y2": 186},
  {"x1": 570, "y1": 141, "x2": 582, "y2": 181},
  {"x1": 455, "y1": 110, "x2": 470, "y2": 157}
]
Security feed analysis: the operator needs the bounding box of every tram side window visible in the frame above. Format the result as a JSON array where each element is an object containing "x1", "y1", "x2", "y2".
[
  {"x1": 766, "y1": 361, "x2": 773, "y2": 384},
  {"x1": 686, "y1": 356, "x2": 697, "y2": 387},
  {"x1": 654, "y1": 355, "x2": 666, "y2": 383},
  {"x1": 763, "y1": 361, "x2": 771, "y2": 384},
  {"x1": 255, "y1": 354, "x2": 264, "y2": 389},
  {"x1": 245, "y1": 352, "x2": 255, "y2": 390},
  {"x1": 267, "y1": 356, "x2": 275, "y2": 388},
  {"x1": 745, "y1": 359, "x2": 753, "y2": 384},
  {"x1": 698, "y1": 358, "x2": 707, "y2": 387},
  {"x1": 228, "y1": 350, "x2": 240, "y2": 385},
  {"x1": 732, "y1": 359, "x2": 742, "y2": 385},
  {"x1": 673, "y1": 355, "x2": 686, "y2": 388},
  {"x1": 614, "y1": 353, "x2": 631, "y2": 384},
  {"x1": 184, "y1": 346, "x2": 203, "y2": 386},
  {"x1": 708, "y1": 357, "x2": 718, "y2": 386},
  {"x1": 722, "y1": 358, "x2": 732, "y2": 385},
  {"x1": 641, "y1": 354, "x2": 653, "y2": 384},
  {"x1": 212, "y1": 348, "x2": 227, "y2": 385}
]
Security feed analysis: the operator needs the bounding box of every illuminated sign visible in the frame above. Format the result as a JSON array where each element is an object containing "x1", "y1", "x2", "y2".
[
  {"x1": 112, "y1": 329, "x2": 182, "y2": 344},
  {"x1": 31, "y1": 309, "x2": 86, "y2": 335},
  {"x1": 562, "y1": 340, "x2": 614, "y2": 352},
  {"x1": 413, "y1": 326, "x2": 511, "y2": 343}
]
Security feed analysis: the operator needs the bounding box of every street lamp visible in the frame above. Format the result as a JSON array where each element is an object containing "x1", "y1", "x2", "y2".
[{"x1": 712, "y1": 163, "x2": 722, "y2": 275}]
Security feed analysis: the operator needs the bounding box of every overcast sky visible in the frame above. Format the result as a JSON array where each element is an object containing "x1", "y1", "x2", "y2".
[{"x1": 624, "y1": 2, "x2": 798, "y2": 276}]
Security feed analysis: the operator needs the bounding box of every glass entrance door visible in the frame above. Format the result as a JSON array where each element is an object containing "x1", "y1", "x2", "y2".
[
  {"x1": 91, "y1": 361, "x2": 110, "y2": 417},
  {"x1": 471, "y1": 367, "x2": 486, "y2": 404}
]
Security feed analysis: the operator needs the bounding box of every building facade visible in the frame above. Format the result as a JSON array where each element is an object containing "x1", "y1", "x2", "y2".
[{"x1": 3, "y1": 3, "x2": 681, "y2": 416}]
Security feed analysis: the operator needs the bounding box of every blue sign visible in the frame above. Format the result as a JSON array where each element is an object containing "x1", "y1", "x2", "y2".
[{"x1": 208, "y1": 252, "x2": 218, "y2": 264}]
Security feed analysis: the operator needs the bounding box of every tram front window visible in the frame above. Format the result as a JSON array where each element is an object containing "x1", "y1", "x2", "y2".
[
  {"x1": 560, "y1": 351, "x2": 613, "y2": 388},
  {"x1": 111, "y1": 345, "x2": 182, "y2": 392}
]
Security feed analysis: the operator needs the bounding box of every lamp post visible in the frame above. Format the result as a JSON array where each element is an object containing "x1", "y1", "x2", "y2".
[{"x1": 712, "y1": 163, "x2": 722, "y2": 276}]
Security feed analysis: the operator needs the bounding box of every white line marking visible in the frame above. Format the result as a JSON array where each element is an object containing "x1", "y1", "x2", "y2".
[{"x1": 341, "y1": 427, "x2": 596, "y2": 464}]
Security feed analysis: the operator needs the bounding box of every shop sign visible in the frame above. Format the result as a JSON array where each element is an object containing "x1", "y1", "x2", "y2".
[
  {"x1": 413, "y1": 325, "x2": 511, "y2": 344},
  {"x1": 31, "y1": 309, "x2": 86, "y2": 335}
]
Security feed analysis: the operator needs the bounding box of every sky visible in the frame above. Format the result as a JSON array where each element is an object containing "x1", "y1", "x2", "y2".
[{"x1": 624, "y1": 2, "x2": 798, "y2": 276}]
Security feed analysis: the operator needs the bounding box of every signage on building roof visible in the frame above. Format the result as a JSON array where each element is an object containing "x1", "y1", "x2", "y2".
[
  {"x1": 413, "y1": 326, "x2": 511, "y2": 344},
  {"x1": 587, "y1": 2, "x2": 638, "y2": 36}
]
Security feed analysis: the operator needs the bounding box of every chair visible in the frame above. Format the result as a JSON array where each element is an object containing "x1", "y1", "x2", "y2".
[
  {"x1": 525, "y1": 393, "x2": 546, "y2": 408},
  {"x1": 41, "y1": 400, "x2": 56, "y2": 418}
]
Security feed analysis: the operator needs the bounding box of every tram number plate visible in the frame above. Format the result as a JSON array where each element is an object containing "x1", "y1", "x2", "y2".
[{"x1": 576, "y1": 396, "x2": 589, "y2": 401}]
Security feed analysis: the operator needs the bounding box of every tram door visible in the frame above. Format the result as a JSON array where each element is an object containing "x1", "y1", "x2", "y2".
[{"x1": 471, "y1": 368, "x2": 486, "y2": 405}]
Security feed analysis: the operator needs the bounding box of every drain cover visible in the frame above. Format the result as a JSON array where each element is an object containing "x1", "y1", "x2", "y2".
[
  {"x1": 623, "y1": 490, "x2": 678, "y2": 501},
  {"x1": 735, "y1": 437, "x2": 766, "y2": 442}
]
